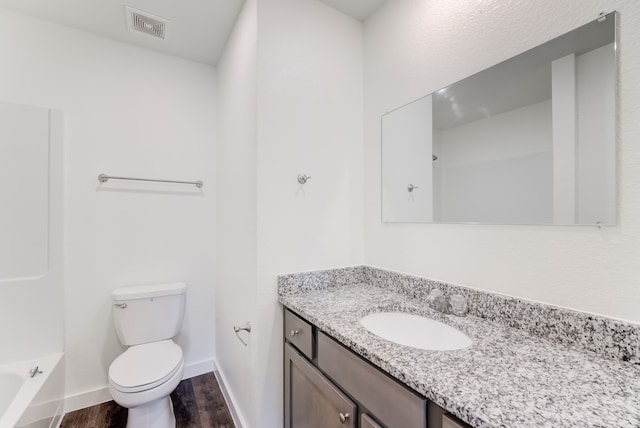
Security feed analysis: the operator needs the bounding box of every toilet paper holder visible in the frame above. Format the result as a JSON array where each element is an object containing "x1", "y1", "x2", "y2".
[{"x1": 233, "y1": 322, "x2": 252, "y2": 346}]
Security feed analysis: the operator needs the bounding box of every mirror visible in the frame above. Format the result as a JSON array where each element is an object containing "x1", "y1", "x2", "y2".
[{"x1": 382, "y1": 13, "x2": 616, "y2": 225}]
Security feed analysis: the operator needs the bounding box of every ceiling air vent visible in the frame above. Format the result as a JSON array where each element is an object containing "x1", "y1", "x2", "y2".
[{"x1": 125, "y1": 6, "x2": 169, "y2": 41}]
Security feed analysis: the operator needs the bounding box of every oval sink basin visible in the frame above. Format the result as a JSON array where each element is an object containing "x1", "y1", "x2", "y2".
[{"x1": 360, "y1": 312, "x2": 472, "y2": 351}]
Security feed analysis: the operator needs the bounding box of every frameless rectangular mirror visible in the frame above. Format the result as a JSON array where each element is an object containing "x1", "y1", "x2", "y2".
[{"x1": 382, "y1": 12, "x2": 616, "y2": 225}]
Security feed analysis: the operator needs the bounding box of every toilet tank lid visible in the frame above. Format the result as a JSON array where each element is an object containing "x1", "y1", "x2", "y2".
[{"x1": 112, "y1": 282, "x2": 187, "y2": 300}]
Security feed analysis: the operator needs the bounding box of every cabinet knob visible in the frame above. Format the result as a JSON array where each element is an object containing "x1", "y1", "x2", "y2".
[
  {"x1": 290, "y1": 329, "x2": 300, "y2": 337},
  {"x1": 339, "y1": 412, "x2": 350, "y2": 423}
]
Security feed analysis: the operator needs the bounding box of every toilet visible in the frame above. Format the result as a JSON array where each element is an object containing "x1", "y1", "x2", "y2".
[{"x1": 108, "y1": 282, "x2": 187, "y2": 428}]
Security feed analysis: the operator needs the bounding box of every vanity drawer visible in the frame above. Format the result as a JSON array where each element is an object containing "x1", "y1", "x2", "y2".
[
  {"x1": 284, "y1": 309, "x2": 313, "y2": 359},
  {"x1": 317, "y1": 331, "x2": 427, "y2": 428}
]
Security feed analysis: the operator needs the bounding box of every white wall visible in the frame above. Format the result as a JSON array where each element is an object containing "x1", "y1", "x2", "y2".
[
  {"x1": 364, "y1": 0, "x2": 640, "y2": 323},
  {"x1": 435, "y1": 100, "x2": 553, "y2": 223},
  {"x1": 438, "y1": 151, "x2": 553, "y2": 224},
  {"x1": 0, "y1": 8, "x2": 217, "y2": 405},
  {"x1": 215, "y1": 0, "x2": 363, "y2": 426},
  {"x1": 255, "y1": 0, "x2": 363, "y2": 424},
  {"x1": 215, "y1": 0, "x2": 257, "y2": 426}
]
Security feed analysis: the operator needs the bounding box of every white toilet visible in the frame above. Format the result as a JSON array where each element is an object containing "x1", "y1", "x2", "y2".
[{"x1": 108, "y1": 282, "x2": 187, "y2": 428}]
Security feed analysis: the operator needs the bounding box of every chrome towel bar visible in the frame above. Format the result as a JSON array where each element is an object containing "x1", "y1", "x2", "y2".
[{"x1": 98, "y1": 173, "x2": 203, "y2": 188}]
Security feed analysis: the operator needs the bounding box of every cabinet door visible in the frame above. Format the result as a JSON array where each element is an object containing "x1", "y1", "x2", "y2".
[
  {"x1": 442, "y1": 414, "x2": 472, "y2": 428},
  {"x1": 361, "y1": 413, "x2": 383, "y2": 428},
  {"x1": 285, "y1": 343, "x2": 356, "y2": 428},
  {"x1": 317, "y1": 332, "x2": 426, "y2": 428}
]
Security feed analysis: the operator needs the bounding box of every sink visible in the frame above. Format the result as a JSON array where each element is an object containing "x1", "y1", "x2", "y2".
[{"x1": 360, "y1": 312, "x2": 472, "y2": 351}]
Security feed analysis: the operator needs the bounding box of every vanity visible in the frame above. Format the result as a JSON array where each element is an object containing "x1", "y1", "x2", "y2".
[
  {"x1": 284, "y1": 307, "x2": 468, "y2": 428},
  {"x1": 278, "y1": 266, "x2": 640, "y2": 428}
]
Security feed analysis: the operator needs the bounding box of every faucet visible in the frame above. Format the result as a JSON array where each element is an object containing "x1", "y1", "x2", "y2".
[
  {"x1": 432, "y1": 294, "x2": 450, "y2": 314},
  {"x1": 28, "y1": 366, "x2": 43, "y2": 378},
  {"x1": 427, "y1": 290, "x2": 468, "y2": 316}
]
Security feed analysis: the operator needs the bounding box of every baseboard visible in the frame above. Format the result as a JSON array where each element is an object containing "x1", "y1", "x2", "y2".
[
  {"x1": 63, "y1": 387, "x2": 112, "y2": 414},
  {"x1": 50, "y1": 412, "x2": 64, "y2": 428},
  {"x1": 213, "y1": 364, "x2": 248, "y2": 428},
  {"x1": 63, "y1": 358, "x2": 217, "y2": 414},
  {"x1": 182, "y1": 358, "x2": 216, "y2": 379}
]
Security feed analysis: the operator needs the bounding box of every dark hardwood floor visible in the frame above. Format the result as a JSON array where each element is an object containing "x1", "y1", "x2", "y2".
[{"x1": 61, "y1": 372, "x2": 235, "y2": 428}]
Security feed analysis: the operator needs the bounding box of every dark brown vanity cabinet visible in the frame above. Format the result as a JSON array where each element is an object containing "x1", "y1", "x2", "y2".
[
  {"x1": 317, "y1": 332, "x2": 426, "y2": 428},
  {"x1": 285, "y1": 343, "x2": 356, "y2": 428},
  {"x1": 283, "y1": 308, "x2": 471, "y2": 428}
]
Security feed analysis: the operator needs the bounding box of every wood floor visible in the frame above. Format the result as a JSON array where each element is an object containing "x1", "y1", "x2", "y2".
[{"x1": 61, "y1": 372, "x2": 235, "y2": 428}]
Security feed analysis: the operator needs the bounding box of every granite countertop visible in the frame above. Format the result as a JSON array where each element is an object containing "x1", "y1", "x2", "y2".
[{"x1": 279, "y1": 282, "x2": 640, "y2": 428}]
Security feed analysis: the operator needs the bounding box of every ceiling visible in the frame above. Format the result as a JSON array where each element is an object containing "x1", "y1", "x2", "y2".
[
  {"x1": 0, "y1": 0, "x2": 384, "y2": 67},
  {"x1": 319, "y1": 0, "x2": 385, "y2": 21},
  {"x1": 0, "y1": 0, "x2": 245, "y2": 65}
]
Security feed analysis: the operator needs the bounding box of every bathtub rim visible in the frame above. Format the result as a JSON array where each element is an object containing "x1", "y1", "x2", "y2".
[{"x1": 0, "y1": 352, "x2": 63, "y2": 428}]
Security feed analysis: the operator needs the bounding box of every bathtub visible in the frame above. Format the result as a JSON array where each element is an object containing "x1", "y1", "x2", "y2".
[{"x1": 0, "y1": 353, "x2": 64, "y2": 428}]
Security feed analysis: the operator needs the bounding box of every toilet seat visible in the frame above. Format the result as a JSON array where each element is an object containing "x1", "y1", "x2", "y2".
[{"x1": 109, "y1": 340, "x2": 183, "y2": 393}]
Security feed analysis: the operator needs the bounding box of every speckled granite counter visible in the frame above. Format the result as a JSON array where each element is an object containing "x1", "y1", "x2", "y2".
[{"x1": 278, "y1": 267, "x2": 640, "y2": 428}]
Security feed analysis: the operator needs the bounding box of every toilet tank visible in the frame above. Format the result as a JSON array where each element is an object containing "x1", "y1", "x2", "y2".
[{"x1": 112, "y1": 282, "x2": 187, "y2": 346}]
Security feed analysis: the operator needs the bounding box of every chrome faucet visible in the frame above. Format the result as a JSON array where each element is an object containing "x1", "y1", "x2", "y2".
[
  {"x1": 427, "y1": 289, "x2": 448, "y2": 313},
  {"x1": 432, "y1": 295, "x2": 450, "y2": 314},
  {"x1": 28, "y1": 366, "x2": 43, "y2": 378},
  {"x1": 427, "y1": 290, "x2": 468, "y2": 316}
]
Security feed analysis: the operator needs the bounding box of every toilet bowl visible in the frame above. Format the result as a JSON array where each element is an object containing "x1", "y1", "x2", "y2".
[
  {"x1": 109, "y1": 340, "x2": 184, "y2": 428},
  {"x1": 108, "y1": 283, "x2": 187, "y2": 428}
]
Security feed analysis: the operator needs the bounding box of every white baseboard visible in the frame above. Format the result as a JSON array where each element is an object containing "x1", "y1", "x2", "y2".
[
  {"x1": 63, "y1": 387, "x2": 112, "y2": 414},
  {"x1": 182, "y1": 358, "x2": 216, "y2": 379},
  {"x1": 213, "y1": 363, "x2": 248, "y2": 428},
  {"x1": 63, "y1": 358, "x2": 217, "y2": 414},
  {"x1": 50, "y1": 412, "x2": 64, "y2": 428}
]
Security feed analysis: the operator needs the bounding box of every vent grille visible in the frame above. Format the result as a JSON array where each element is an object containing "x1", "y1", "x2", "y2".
[{"x1": 125, "y1": 6, "x2": 169, "y2": 41}]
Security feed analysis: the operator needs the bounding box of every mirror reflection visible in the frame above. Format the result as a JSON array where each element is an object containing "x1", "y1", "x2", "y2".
[{"x1": 382, "y1": 13, "x2": 616, "y2": 225}]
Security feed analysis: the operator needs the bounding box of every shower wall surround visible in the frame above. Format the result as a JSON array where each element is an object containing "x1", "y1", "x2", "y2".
[
  {"x1": 0, "y1": 101, "x2": 64, "y2": 365},
  {"x1": 278, "y1": 266, "x2": 640, "y2": 365}
]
